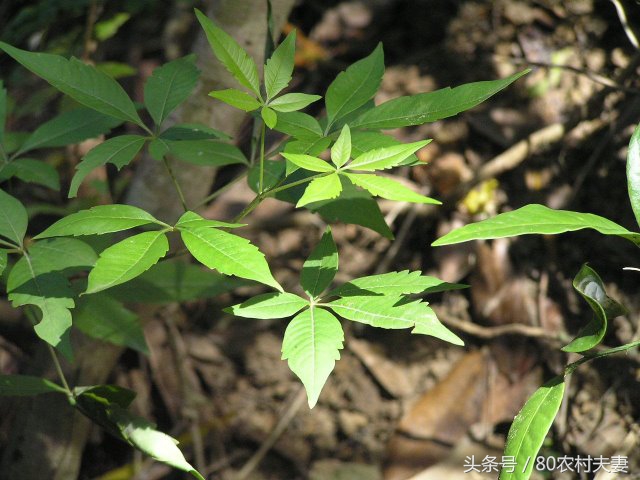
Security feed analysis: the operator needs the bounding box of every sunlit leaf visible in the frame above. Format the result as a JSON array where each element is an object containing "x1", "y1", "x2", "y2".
[
  {"x1": 347, "y1": 140, "x2": 430, "y2": 171},
  {"x1": 297, "y1": 173, "x2": 342, "y2": 207},
  {"x1": 281, "y1": 152, "x2": 334, "y2": 172},
  {"x1": 269, "y1": 93, "x2": 321, "y2": 112},
  {"x1": 261, "y1": 106, "x2": 277, "y2": 128},
  {"x1": 274, "y1": 111, "x2": 323, "y2": 140},
  {"x1": 331, "y1": 125, "x2": 351, "y2": 168},
  {"x1": 345, "y1": 173, "x2": 440, "y2": 204},
  {"x1": 627, "y1": 122, "x2": 640, "y2": 228},
  {"x1": 209, "y1": 88, "x2": 261, "y2": 111},
  {"x1": 265, "y1": 30, "x2": 296, "y2": 99},
  {"x1": 329, "y1": 270, "x2": 465, "y2": 297},
  {"x1": 227, "y1": 292, "x2": 308, "y2": 319}
]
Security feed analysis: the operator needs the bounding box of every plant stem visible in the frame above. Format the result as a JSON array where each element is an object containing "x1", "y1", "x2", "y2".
[
  {"x1": 0, "y1": 238, "x2": 19, "y2": 249},
  {"x1": 565, "y1": 340, "x2": 640, "y2": 375},
  {"x1": 47, "y1": 344, "x2": 73, "y2": 396},
  {"x1": 258, "y1": 122, "x2": 266, "y2": 194},
  {"x1": 162, "y1": 156, "x2": 188, "y2": 212}
]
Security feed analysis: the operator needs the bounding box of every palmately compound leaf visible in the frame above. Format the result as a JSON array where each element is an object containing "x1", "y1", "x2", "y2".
[
  {"x1": 69, "y1": 135, "x2": 147, "y2": 197},
  {"x1": 328, "y1": 270, "x2": 465, "y2": 297},
  {"x1": 144, "y1": 56, "x2": 200, "y2": 126},
  {"x1": 331, "y1": 125, "x2": 351, "y2": 168},
  {"x1": 209, "y1": 88, "x2": 261, "y2": 112},
  {"x1": 36, "y1": 204, "x2": 164, "y2": 238},
  {"x1": 351, "y1": 70, "x2": 529, "y2": 130},
  {"x1": 269, "y1": 93, "x2": 322, "y2": 113},
  {"x1": 500, "y1": 377, "x2": 565, "y2": 480},
  {"x1": 327, "y1": 296, "x2": 463, "y2": 345},
  {"x1": 325, "y1": 43, "x2": 384, "y2": 130},
  {"x1": 0, "y1": 375, "x2": 67, "y2": 396},
  {"x1": 0, "y1": 189, "x2": 28, "y2": 246},
  {"x1": 86, "y1": 231, "x2": 169, "y2": 294},
  {"x1": 0, "y1": 42, "x2": 144, "y2": 127},
  {"x1": 0, "y1": 158, "x2": 60, "y2": 190},
  {"x1": 265, "y1": 30, "x2": 296, "y2": 100},
  {"x1": 432, "y1": 204, "x2": 640, "y2": 247},
  {"x1": 347, "y1": 140, "x2": 431, "y2": 171},
  {"x1": 282, "y1": 306, "x2": 344, "y2": 408},
  {"x1": 227, "y1": 292, "x2": 308, "y2": 319},
  {"x1": 301, "y1": 227, "x2": 338, "y2": 298},
  {"x1": 627, "y1": 122, "x2": 640, "y2": 228},
  {"x1": 562, "y1": 264, "x2": 627, "y2": 353},
  {"x1": 281, "y1": 152, "x2": 335, "y2": 173},
  {"x1": 14, "y1": 108, "x2": 122, "y2": 156},
  {"x1": 179, "y1": 225, "x2": 282, "y2": 291},
  {"x1": 297, "y1": 173, "x2": 342, "y2": 208},
  {"x1": 195, "y1": 9, "x2": 260, "y2": 96},
  {"x1": 74, "y1": 294, "x2": 149, "y2": 354},
  {"x1": 345, "y1": 173, "x2": 441, "y2": 204}
]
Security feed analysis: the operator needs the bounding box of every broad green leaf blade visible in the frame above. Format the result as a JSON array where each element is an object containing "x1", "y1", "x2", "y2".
[
  {"x1": 331, "y1": 125, "x2": 351, "y2": 168},
  {"x1": 297, "y1": 173, "x2": 342, "y2": 207},
  {"x1": 0, "y1": 375, "x2": 67, "y2": 396},
  {"x1": 347, "y1": 140, "x2": 431, "y2": 171},
  {"x1": 15, "y1": 108, "x2": 121, "y2": 155},
  {"x1": 301, "y1": 227, "x2": 338, "y2": 298},
  {"x1": 500, "y1": 377, "x2": 565, "y2": 480},
  {"x1": 351, "y1": 70, "x2": 529, "y2": 130},
  {"x1": 0, "y1": 158, "x2": 60, "y2": 190},
  {"x1": 195, "y1": 9, "x2": 260, "y2": 95},
  {"x1": 107, "y1": 260, "x2": 247, "y2": 303},
  {"x1": 74, "y1": 294, "x2": 149, "y2": 354},
  {"x1": 328, "y1": 296, "x2": 463, "y2": 345},
  {"x1": 175, "y1": 211, "x2": 244, "y2": 230},
  {"x1": 150, "y1": 139, "x2": 248, "y2": 167},
  {"x1": 283, "y1": 138, "x2": 332, "y2": 160},
  {"x1": 274, "y1": 111, "x2": 323, "y2": 140},
  {"x1": 0, "y1": 42, "x2": 144, "y2": 127},
  {"x1": 95, "y1": 12, "x2": 131, "y2": 41},
  {"x1": 432, "y1": 204, "x2": 640, "y2": 247},
  {"x1": 0, "y1": 80, "x2": 6, "y2": 143},
  {"x1": 69, "y1": 135, "x2": 146, "y2": 197},
  {"x1": 179, "y1": 226, "x2": 282, "y2": 291},
  {"x1": 345, "y1": 173, "x2": 441, "y2": 204},
  {"x1": 325, "y1": 43, "x2": 384, "y2": 129},
  {"x1": 36, "y1": 204, "x2": 163, "y2": 238},
  {"x1": 282, "y1": 307, "x2": 344, "y2": 408},
  {"x1": 269, "y1": 93, "x2": 322, "y2": 112},
  {"x1": 627, "y1": 122, "x2": 640, "y2": 228},
  {"x1": 227, "y1": 292, "x2": 308, "y2": 319},
  {"x1": 144, "y1": 56, "x2": 200, "y2": 126},
  {"x1": 329, "y1": 270, "x2": 465, "y2": 297},
  {"x1": 159, "y1": 123, "x2": 230, "y2": 141},
  {"x1": 261, "y1": 107, "x2": 277, "y2": 128},
  {"x1": 265, "y1": 30, "x2": 296, "y2": 99},
  {"x1": 0, "y1": 189, "x2": 28, "y2": 246},
  {"x1": 281, "y1": 152, "x2": 334, "y2": 172},
  {"x1": 562, "y1": 264, "x2": 627, "y2": 353},
  {"x1": 0, "y1": 249, "x2": 6, "y2": 275},
  {"x1": 86, "y1": 231, "x2": 169, "y2": 294},
  {"x1": 350, "y1": 131, "x2": 418, "y2": 166},
  {"x1": 209, "y1": 88, "x2": 261, "y2": 111}
]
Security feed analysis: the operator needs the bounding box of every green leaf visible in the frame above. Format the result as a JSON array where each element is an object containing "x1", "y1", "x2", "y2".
[
  {"x1": 347, "y1": 140, "x2": 431, "y2": 171},
  {"x1": 0, "y1": 80, "x2": 6, "y2": 144},
  {"x1": 0, "y1": 249, "x2": 6, "y2": 276},
  {"x1": 0, "y1": 42, "x2": 144, "y2": 127},
  {"x1": 500, "y1": 377, "x2": 565, "y2": 480},
  {"x1": 144, "y1": 56, "x2": 200, "y2": 126},
  {"x1": 627, "y1": 122, "x2": 640, "y2": 228},
  {"x1": 351, "y1": 70, "x2": 529, "y2": 130},
  {"x1": 36, "y1": 204, "x2": 163, "y2": 238},
  {"x1": 325, "y1": 43, "x2": 384, "y2": 129},
  {"x1": 15, "y1": 108, "x2": 121, "y2": 155},
  {"x1": 301, "y1": 227, "x2": 338, "y2": 297},
  {"x1": 331, "y1": 125, "x2": 351, "y2": 168},
  {"x1": 282, "y1": 306, "x2": 344, "y2": 408},
  {"x1": 69, "y1": 135, "x2": 146, "y2": 197},
  {"x1": 327, "y1": 296, "x2": 463, "y2": 344},
  {"x1": 74, "y1": 294, "x2": 148, "y2": 354},
  {"x1": 265, "y1": 30, "x2": 296, "y2": 99},
  {"x1": 159, "y1": 123, "x2": 230, "y2": 141},
  {"x1": 432, "y1": 204, "x2": 640, "y2": 247},
  {"x1": 0, "y1": 158, "x2": 60, "y2": 190},
  {"x1": 350, "y1": 131, "x2": 417, "y2": 164},
  {"x1": 329, "y1": 270, "x2": 465, "y2": 297},
  {"x1": 179, "y1": 226, "x2": 282, "y2": 291},
  {"x1": 0, "y1": 375, "x2": 67, "y2": 396},
  {"x1": 95, "y1": 12, "x2": 131, "y2": 41},
  {"x1": 96, "y1": 61, "x2": 137, "y2": 79},
  {"x1": 269, "y1": 93, "x2": 322, "y2": 113},
  {"x1": 261, "y1": 107, "x2": 277, "y2": 128},
  {"x1": 209, "y1": 89, "x2": 261, "y2": 112},
  {"x1": 283, "y1": 137, "x2": 331, "y2": 159},
  {"x1": 274, "y1": 111, "x2": 323, "y2": 140},
  {"x1": 562, "y1": 264, "x2": 627, "y2": 353},
  {"x1": 0, "y1": 189, "x2": 28, "y2": 246},
  {"x1": 150, "y1": 139, "x2": 248, "y2": 167},
  {"x1": 227, "y1": 292, "x2": 308, "y2": 319},
  {"x1": 86, "y1": 231, "x2": 169, "y2": 294},
  {"x1": 298, "y1": 173, "x2": 342, "y2": 207},
  {"x1": 345, "y1": 173, "x2": 441, "y2": 204},
  {"x1": 195, "y1": 9, "x2": 260, "y2": 96},
  {"x1": 281, "y1": 152, "x2": 334, "y2": 172},
  {"x1": 248, "y1": 159, "x2": 286, "y2": 192},
  {"x1": 175, "y1": 211, "x2": 244, "y2": 230}
]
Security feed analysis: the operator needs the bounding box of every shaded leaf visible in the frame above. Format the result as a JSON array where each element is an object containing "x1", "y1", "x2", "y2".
[
  {"x1": 627, "y1": 122, "x2": 640, "y2": 228},
  {"x1": 282, "y1": 307, "x2": 344, "y2": 407},
  {"x1": 227, "y1": 292, "x2": 308, "y2": 319},
  {"x1": 0, "y1": 189, "x2": 28, "y2": 246},
  {"x1": 209, "y1": 88, "x2": 261, "y2": 111},
  {"x1": 0, "y1": 80, "x2": 6, "y2": 143},
  {"x1": 269, "y1": 93, "x2": 322, "y2": 112},
  {"x1": 149, "y1": 139, "x2": 247, "y2": 167},
  {"x1": 274, "y1": 111, "x2": 323, "y2": 140},
  {"x1": 345, "y1": 173, "x2": 441, "y2": 204},
  {"x1": 248, "y1": 159, "x2": 286, "y2": 192},
  {"x1": 301, "y1": 227, "x2": 338, "y2": 298},
  {"x1": 159, "y1": 123, "x2": 230, "y2": 141},
  {"x1": 265, "y1": 30, "x2": 296, "y2": 99},
  {"x1": 347, "y1": 140, "x2": 431, "y2": 171},
  {"x1": 0, "y1": 158, "x2": 60, "y2": 190},
  {"x1": 331, "y1": 125, "x2": 351, "y2": 168},
  {"x1": 297, "y1": 173, "x2": 342, "y2": 207},
  {"x1": 0, "y1": 375, "x2": 66, "y2": 396},
  {"x1": 329, "y1": 270, "x2": 465, "y2": 297}
]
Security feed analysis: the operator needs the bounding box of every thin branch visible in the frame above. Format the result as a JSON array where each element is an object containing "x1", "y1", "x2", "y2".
[
  {"x1": 162, "y1": 156, "x2": 189, "y2": 212},
  {"x1": 610, "y1": 0, "x2": 640, "y2": 49}
]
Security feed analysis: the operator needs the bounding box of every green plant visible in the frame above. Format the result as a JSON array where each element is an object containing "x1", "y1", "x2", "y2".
[
  {"x1": 0, "y1": 8, "x2": 527, "y2": 477},
  {"x1": 433, "y1": 124, "x2": 640, "y2": 480}
]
